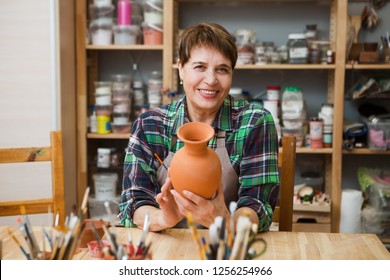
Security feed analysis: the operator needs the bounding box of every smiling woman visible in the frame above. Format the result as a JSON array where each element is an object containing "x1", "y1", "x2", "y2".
[{"x1": 119, "y1": 22, "x2": 280, "y2": 234}]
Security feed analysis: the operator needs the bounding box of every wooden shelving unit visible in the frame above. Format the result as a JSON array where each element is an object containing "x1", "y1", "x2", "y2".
[{"x1": 75, "y1": 0, "x2": 389, "y2": 232}]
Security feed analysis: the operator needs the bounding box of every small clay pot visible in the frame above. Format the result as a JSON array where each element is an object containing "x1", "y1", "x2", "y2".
[
  {"x1": 79, "y1": 219, "x2": 108, "y2": 248},
  {"x1": 364, "y1": 42, "x2": 378, "y2": 52}
]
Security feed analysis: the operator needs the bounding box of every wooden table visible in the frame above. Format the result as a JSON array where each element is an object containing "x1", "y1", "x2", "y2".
[{"x1": 1, "y1": 227, "x2": 389, "y2": 260}]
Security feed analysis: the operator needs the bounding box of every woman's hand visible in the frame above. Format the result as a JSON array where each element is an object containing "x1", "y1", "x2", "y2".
[
  {"x1": 156, "y1": 174, "x2": 184, "y2": 228},
  {"x1": 170, "y1": 182, "x2": 230, "y2": 228}
]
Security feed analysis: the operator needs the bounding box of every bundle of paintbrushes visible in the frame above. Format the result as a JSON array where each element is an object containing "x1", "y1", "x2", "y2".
[
  {"x1": 90, "y1": 210, "x2": 152, "y2": 260},
  {"x1": 187, "y1": 202, "x2": 267, "y2": 260},
  {"x1": 4, "y1": 187, "x2": 93, "y2": 260}
]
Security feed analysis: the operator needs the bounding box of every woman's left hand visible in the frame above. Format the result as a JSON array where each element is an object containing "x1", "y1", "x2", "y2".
[{"x1": 170, "y1": 182, "x2": 230, "y2": 228}]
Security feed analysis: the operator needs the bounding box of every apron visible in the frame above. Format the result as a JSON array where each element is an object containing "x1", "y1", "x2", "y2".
[{"x1": 156, "y1": 130, "x2": 239, "y2": 228}]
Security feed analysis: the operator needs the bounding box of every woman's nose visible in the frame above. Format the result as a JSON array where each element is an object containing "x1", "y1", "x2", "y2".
[{"x1": 204, "y1": 71, "x2": 218, "y2": 85}]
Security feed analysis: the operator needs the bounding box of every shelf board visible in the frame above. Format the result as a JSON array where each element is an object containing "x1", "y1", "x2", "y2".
[
  {"x1": 236, "y1": 64, "x2": 335, "y2": 70},
  {"x1": 380, "y1": 238, "x2": 390, "y2": 245},
  {"x1": 296, "y1": 147, "x2": 333, "y2": 154},
  {"x1": 343, "y1": 148, "x2": 390, "y2": 155},
  {"x1": 87, "y1": 133, "x2": 130, "y2": 139},
  {"x1": 86, "y1": 45, "x2": 164, "y2": 50},
  {"x1": 177, "y1": 0, "x2": 329, "y2": 2},
  {"x1": 172, "y1": 64, "x2": 335, "y2": 70},
  {"x1": 345, "y1": 64, "x2": 390, "y2": 70},
  {"x1": 278, "y1": 147, "x2": 332, "y2": 154},
  {"x1": 293, "y1": 203, "x2": 331, "y2": 213},
  {"x1": 85, "y1": 136, "x2": 335, "y2": 153}
]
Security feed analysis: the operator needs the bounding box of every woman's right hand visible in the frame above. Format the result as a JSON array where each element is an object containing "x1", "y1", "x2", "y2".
[{"x1": 156, "y1": 173, "x2": 184, "y2": 228}]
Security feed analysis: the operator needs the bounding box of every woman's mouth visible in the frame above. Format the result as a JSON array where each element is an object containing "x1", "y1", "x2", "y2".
[{"x1": 198, "y1": 89, "x2": 218, "y2": 97}]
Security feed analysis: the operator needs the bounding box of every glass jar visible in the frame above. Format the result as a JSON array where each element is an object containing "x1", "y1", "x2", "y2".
[
  {"x1": 287, "y1": 33, "x2": 308, "y2": 64},
  {"x1": 308, "y1": 42, "x2": 320, "y2": 64}
]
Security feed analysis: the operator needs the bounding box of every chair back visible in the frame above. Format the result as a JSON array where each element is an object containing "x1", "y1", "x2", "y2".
[
  {"x1": 0, "y1": 131, "x2": 66, "y2": 225},
  {"x1": 272, "y1": 135, "x2": 296, "y2": 231}
]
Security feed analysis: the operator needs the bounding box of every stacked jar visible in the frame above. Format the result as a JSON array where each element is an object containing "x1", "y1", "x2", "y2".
[
  {"x1": 132, "y1": 63, "x2": 146, "y2": 117},
  {"x1": 113, "y1": 0, "x2": 141, "y2": 45},
  {"x1": 94, "y1": 81, "x2": 113, "y2": 134},
  {"x1": 111, "y1": 74, "x2": 132, "y2": 133},
  {"x1": 281, "y1": 86, "x2": 306, "y2": 147},
  {"x1": 263, "y1": 86, "x2": 281, "y2": 142},
  {"x1": 235, "y1": 29, "x2": 256, "y2": 65},
  {"x1": 89, "y1": 0, "x2": 115, "y2": 45},
  {"x1": 147, "y1": 71, "x2": 162, "y2": 108},
  {"x1": 142, "y1": 0, "x2": 163, "y2": 45}
]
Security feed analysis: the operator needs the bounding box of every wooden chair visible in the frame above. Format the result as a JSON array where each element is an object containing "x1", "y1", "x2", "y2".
[
  {"x1": 272, "y1": 135, "x2": 297, "y2": 231},
  {"x1": 0, "y1": 131, "x2": 66, "y2": 225}
]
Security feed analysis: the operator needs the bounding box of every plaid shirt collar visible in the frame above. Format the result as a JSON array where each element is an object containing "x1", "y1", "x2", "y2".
[{"x1": 170, "y1": 95, "x2": 235, "y2": 136}]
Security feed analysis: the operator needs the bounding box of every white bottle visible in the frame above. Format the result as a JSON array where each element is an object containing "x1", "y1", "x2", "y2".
[{"x1": 90, "y1": 110, "x2": 98, "y2": 133}]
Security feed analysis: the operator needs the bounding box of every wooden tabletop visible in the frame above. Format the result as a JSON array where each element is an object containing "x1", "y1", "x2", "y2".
[{"x1": 1, "y1": 227, "x2": 389, "y2": 260}]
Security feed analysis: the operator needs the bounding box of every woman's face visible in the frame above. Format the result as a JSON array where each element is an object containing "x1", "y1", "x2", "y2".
[{"x1": 178, "y1": 46, "x2": 233, "y2": 118}]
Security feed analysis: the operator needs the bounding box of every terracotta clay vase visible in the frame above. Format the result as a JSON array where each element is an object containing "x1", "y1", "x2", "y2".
[{"x1": 170, "y1": 122, "x2": 222, "y2": 199}]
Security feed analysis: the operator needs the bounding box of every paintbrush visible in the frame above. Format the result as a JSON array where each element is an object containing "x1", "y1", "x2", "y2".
[
  {"x1": 154, "y1": 153, "x2": 168, "y2": 170},
  {"x1": 135, "y1": 211, "x2": 150, "y2": 256},
  {"x1": 186, "y1": 211, "x2": 206, "y2": 260},
  {"x1": 91, "y1": 222, "x2": 104, "y2": 249},
  {"x1": 80, "y1": 186, "x2": 90, "y2": 217},
  {"x1": 208, "y1": 223, "x2": 218, "y2": 259},
  {"x1": 229, "y1": 215, "x2": 251, "y2": 260},
  {"x1": 227, "y1": 202, "x2": 237, "y2": 250},
  {"x1": 7, "y1": 227, "x2": 31, "y2": 260},
  {"x1": 216, "y1": 217, "x2": 226, "y2": 260}
]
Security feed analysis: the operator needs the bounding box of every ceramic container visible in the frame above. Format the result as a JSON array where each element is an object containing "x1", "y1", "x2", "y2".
[
  {"x1": 170, "y1": 122, "x2": 222, "y2": 199},
  {"x1": 79, "y1": 219, "x2": 108, "y2": 248}
]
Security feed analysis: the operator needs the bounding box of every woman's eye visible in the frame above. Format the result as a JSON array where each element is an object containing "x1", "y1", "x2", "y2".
[
  {"x1": 194, "y1": 65, "x2": 205, "y2": 70},
  {"x1": 218, "y1": 68, "x2": 229, "y2": 73}
]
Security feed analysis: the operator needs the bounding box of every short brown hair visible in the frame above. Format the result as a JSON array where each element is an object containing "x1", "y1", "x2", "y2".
[{"x1": 178, "y1": 22, "x2": 237, "y2": 69}]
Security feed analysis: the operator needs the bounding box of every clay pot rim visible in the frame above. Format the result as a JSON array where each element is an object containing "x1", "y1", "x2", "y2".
[{"x1": 177, "y1": 122, "x2": 215, "y2": 143}]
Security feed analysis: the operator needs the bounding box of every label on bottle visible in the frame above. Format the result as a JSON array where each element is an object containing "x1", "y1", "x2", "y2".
[
  {"x1": 133, "y1": 80, "x2": 143, "y2": 89},
  {"x1": 289, "y1": 47, "x2": 308, "y2": 59}
]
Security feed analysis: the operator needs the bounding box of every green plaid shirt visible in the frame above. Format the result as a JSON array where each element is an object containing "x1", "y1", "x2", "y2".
[{"x1": 119, "y1": 96, "x2": 279, "y2": 231}]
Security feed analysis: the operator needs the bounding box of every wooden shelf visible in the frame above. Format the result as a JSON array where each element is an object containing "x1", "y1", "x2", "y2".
[
  {"x1": 87, "y1": 133, "x2": 130, "y2": 139},
  {"x1": 293, "y1": 203, "x2": 331, "y2": 213},
  {"x1": 296, "y1": 147, "x2": 333, "y2": 154},
  {"x1": 86, "y1": 45, "x2": 164, "y2": 50},
  {"x1": 345, "y1": 64, "x2": 390, "y2": 70},
  {"x1": 172, "y1": 64, "x2": 335, "y2": 70},
  {"x1": 279, "y1": 147, "x2": 333, "y2": 154},
  {"x1": 343, "y1": 149, "x2": 390, "y2": 155}
]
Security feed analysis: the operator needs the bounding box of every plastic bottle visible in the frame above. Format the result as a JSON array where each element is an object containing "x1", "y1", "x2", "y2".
[
  {"x1": 90, "y1": 109, "x2": 98, "y2": 133},
  {"x1": 117, "y1": 0, "x2": 131, "y2": 26}
]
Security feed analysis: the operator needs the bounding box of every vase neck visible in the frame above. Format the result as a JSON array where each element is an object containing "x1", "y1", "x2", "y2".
[{"x1": 182, "y1": 139, "x2": 209, "y2": 155}]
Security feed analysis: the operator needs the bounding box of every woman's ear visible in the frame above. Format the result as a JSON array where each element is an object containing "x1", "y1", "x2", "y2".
[{"x1": 178, "y1": 60, "x2": 183, "y2": 81}]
